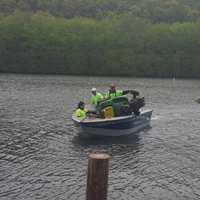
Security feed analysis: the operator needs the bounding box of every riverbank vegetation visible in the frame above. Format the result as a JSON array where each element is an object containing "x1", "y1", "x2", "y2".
[{"x1": 0, "y1": 0, "x2": 200, "y2": 78}]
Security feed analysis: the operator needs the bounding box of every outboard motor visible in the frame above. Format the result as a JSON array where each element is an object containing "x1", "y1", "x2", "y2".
[{"x1": 129, "y1": 96, "x2": 145, "y2": 116}]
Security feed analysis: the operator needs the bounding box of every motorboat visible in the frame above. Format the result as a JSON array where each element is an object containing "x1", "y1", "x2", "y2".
[
  {"x1": 72, "y1": 95, "x2": 153, "y2": 137},
  {"x1": 72, "y1": 109, "x2": 152, "y2": 137}
]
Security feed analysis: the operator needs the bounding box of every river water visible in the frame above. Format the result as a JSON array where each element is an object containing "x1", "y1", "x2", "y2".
[{"x1": 0, "y1": 74, "x2": 200, "y2": 200}]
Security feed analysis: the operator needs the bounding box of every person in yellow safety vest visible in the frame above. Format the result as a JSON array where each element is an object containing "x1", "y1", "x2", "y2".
[
  {"x1": 90, "y1": 88, "x2": 104, "y2": 106},
  {"x1": 105, "y1": 84, "x2": 123, "y2": 99},
  {"x1": 75, "y1": 101, "x2": 88, "y2": 119},
  {"x1": 105, "y1": 84, "x2": 139, "y2": 100}
]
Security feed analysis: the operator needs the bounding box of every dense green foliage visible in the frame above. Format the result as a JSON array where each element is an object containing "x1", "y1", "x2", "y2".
[
  {"x1": 1, "y1": 0, "x2": 200, "y2": 22},
  {"x1": 0, "y1": 0, "x2": 200, "y2": 77}
]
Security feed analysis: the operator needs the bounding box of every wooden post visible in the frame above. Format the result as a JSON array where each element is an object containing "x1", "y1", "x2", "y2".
[{"x1": 86, "y1": 153, "x2": 111, "y2": 200}]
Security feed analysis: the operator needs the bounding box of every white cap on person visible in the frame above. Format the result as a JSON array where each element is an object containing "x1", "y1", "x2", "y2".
[{"x1": 91, "y1": 87, "x2": 97, "y2": 92}]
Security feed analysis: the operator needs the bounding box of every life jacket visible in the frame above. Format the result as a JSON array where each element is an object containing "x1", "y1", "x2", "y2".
[
  {"x1": 75, "y1": 108, "x2": 88, "y2": 118},
  {"x1": 106, "y1": 90, "x2": 123, "y2": 99},
  {"x1": 90, "y1": 92, "x2": 103, "y2": 105}
]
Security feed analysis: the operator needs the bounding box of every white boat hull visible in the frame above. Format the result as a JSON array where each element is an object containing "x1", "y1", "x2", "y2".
[{"x1": 72, "y1": 110, "x2": 153, "y2": 137}]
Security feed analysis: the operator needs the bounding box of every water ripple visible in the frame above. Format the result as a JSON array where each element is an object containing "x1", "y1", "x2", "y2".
[{"x1": 0, "y1": 74, "x2": 200, "y2": 199}]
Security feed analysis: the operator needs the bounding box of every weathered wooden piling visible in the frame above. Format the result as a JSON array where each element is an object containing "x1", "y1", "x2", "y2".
[{"x1": 86, "y1": 153, "x2": 111, "y2": 200}]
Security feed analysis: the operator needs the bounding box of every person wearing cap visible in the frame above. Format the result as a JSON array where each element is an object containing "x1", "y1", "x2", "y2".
[
  {"x1": 90, "y1": 88, "x2": 104, "y2": 106},
  {"x1": 75, "y1": 101, "x2": 88, "y2": 118}
]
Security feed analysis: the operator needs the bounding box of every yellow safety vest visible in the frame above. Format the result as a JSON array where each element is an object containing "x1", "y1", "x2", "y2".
[
  {"x1": 90, "y1": 92, "x2": 103, "y2": 105},
  {"x1": 75, "y1": 108, "x2": 88, "y2": 118},
  {"x1": 105, "y1": 90, "x2": 123, "y2": 100}
]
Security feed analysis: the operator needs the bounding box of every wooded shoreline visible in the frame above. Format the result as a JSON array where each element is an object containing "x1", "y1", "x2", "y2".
[
  {"x1": 1, "y1": 1, "x2": 200, "y2": 78},
  {"x1": 1, "y1": 72, "x2": 200, "y2": 80}
]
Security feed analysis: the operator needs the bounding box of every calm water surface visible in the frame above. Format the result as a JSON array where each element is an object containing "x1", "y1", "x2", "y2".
[{"x1": 0, "y1": 74, "x2": 200, "y2": 200}]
